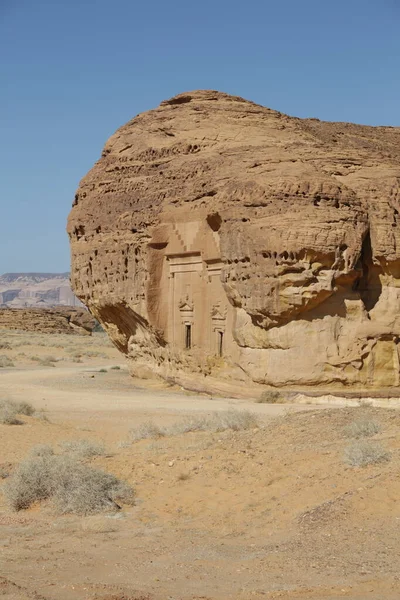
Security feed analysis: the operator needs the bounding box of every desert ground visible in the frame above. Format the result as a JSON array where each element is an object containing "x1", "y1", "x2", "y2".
[{"x1": 1, "y1": 330, "x2": 400, "y2": 600}]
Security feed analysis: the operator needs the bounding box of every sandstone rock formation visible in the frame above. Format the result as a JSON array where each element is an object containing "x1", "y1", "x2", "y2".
[
  {"x1": 0, "y1": 307, "x2": 95, "y2": 335},
  {"x1": 0, "y1": 273, "x2": 83, "y2": 308},
  {"x1": 68, "y1": 90, "x2": 400, "y2": 390}
]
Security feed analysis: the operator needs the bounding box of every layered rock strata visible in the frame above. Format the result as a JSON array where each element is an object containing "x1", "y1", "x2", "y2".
[
  {"x1": 68, "y1": 90, "x2": 400, "y2": 389},
  {"x1": 0, "y1": 273, "x2": 82, "y2": 307},
  {"x1": 0, "y1": 307, "x2": 95, "y2": 335}
]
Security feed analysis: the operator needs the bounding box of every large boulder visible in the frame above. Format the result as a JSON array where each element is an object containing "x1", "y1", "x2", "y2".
[{"x1": 68, "y1": 90, "x2": 400, "y2": 390}]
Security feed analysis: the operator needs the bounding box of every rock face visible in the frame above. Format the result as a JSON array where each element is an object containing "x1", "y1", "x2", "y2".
[
  {"x1": 68, "y1": 90, "x2": 400, "y2": 389},
  {"x1": 0, "y1": 307, "x2": 95, "y2": 335},
  {"x1": 0, "y1": 273, "x2": 83, "y2": 308}
]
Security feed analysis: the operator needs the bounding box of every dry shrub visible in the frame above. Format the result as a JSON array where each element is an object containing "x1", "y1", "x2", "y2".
[
  {"x1": 29, "y1": 444, "x2": 54, "y2": 457},
  {"x1": 30, "y1": 355, "x2": 56, "y2": 367},
  {"x1": 129, "y1": 410, "x2": 258, "y2": 442},
  {"x1": 130, "y1": 421, "x2": 165, "y2": 442},
  {"x1": 257, "y1": 390, "x2": 282, "y2": 403},
  {"x1": 15, "y1": 401, "x2": 35, "y2": 416},
  {"x1": 66, "y1": 347, "x2": 80, "y2": 355},
  {"x1": 0, "y1": 355, "x2": 14, "y2": 368},
  {"x1": 35, "y1": 409, "x2": 50, "y2": 422},
  {"x1": 343, "y1": 419, "x2": 381, "y2": 439},
  {"x1": 0, "y1": 465, "x2": 10, "y2": 479},
  {"x1": 0, "y1": 399, "x2": 34, "y2": 425},
  {"x1": 43, "y1": 355, "x2": 57, "y2": 363},
  {"x1": 0, "y1": 342, "x2": 12, "y2": 350},
  {"x1": 4, "y1": 454, "x2": 134, "y2": 514},
  {"x1": 0, "y1": 402, "x2": 21, "y2": 425},
  {"x1": 82, "y1": 350, "x2": 108, "y2": 358},
  {"x1": 344, "y1": 440, "x2": 391, "y2": 467},
  {"x1": 169, "y1": 410, "x2": 258, "y2": 435},
  {"x1": 38, "y1": 359, "x2": 56, "y2": 367},
  {"x1": 59, "y1": 439, "x2": 106, "y2": 460}
]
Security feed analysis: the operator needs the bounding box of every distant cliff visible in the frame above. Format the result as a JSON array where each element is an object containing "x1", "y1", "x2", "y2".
[{"x1": 0, "y1": 273, "x2": 83, "y2": 308}]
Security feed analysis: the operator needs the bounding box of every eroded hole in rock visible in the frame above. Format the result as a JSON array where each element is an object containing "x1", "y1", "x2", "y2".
[
  {"x1": 207, "y1": 213, "x2": 222, "y2": 232},
  {"x1": 148, "y1": 242, "x2": 168, "y2": 249},
  {"x1": 74, "y1": 225, "x2": 85, "y2": 240},
  {"x1": 163, "y1": 95, "x2": 192, "y2": 105},
  {"x1": 354, "y1": 231, "x2": 382, "y2": 312}
]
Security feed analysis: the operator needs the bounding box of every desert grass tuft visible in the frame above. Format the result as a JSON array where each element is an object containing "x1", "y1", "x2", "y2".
[{"x1": 129, "y1": 410, "x2": 258, "y2": 443}]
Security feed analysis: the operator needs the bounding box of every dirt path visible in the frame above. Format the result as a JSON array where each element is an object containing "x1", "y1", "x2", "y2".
[
  {"x1": 0, "y1": 364, "x2": 306, "y2": 419},
  {"x1": 2, "y1": 336, "x2": 399, "y2": 599}
]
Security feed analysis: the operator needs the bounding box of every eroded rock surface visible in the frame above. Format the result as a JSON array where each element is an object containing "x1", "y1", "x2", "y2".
[
  {"x1": 68, "y1": 90, "x2": 400, "y2": 389},
  {"x1": 0, "y1": 307, "x2": 95, "y2": 335}
]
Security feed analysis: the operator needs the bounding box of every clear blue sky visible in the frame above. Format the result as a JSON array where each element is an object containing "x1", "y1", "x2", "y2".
[{"x1": 1, "y1": 0, "x2": 399, "y2": 274}]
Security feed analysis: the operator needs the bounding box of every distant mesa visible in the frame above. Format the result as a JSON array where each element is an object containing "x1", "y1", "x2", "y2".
[
  {"x1": 68, "y1": 90, "x2": 400, "y2": 391},
  {"x1": 0, "y1": 273, "x2": 83, "y2": 308}
]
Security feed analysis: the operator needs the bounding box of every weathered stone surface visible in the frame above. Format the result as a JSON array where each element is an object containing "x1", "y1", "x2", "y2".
[
  {"x1": 0, "y1": 273, "x2": 83, "y2": 308},
  {"x1": 0, "y1": 307, "x2": 95, "y2": 335},
  {"x1": 68, "y1": 90, "x2": 400, "y2": 389}
]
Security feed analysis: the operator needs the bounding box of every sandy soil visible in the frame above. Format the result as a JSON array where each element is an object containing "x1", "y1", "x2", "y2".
[{"x1": 1, "y1": 330, "x2": 400, "y2": 599}]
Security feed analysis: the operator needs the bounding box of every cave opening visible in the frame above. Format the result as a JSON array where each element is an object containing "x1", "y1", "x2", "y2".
[{"x1": 353, "y1": 231, "x2": 382, "y2": 312}]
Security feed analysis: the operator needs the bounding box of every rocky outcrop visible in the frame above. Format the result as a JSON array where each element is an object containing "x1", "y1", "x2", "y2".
[
  {"x1": 68, "y1": 90, "x2": 400, "y2": 390},
  {"x1": 0, "y1": 307, "x2": 95, "y2": 335},
  {"x1": 0, "y1": 273, "x2": 83, "y2": 308}
]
